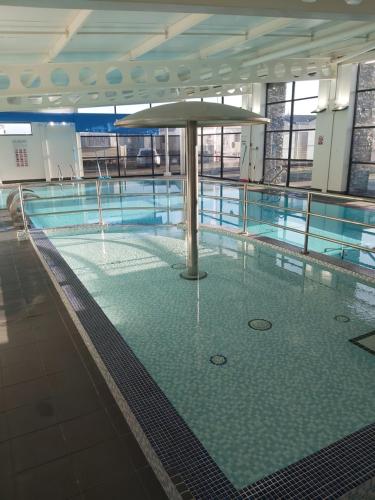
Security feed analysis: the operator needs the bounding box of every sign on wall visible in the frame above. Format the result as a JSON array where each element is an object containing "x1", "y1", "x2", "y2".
[{"x1": 13, "y1": 139, "x2": 29, "y2": 167}]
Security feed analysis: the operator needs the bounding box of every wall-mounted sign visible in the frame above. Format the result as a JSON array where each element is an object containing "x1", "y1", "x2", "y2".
[{"x1": 13, "y1": 140, "x2": 29, "y2": 167}]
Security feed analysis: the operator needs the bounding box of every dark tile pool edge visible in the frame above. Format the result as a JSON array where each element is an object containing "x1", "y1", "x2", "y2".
[{"x1": 29, "y1": 228, "x2": 375, "y2": 500}]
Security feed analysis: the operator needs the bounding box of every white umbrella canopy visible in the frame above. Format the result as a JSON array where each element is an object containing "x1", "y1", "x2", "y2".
[
  {"x1": 115, "y1": 100, "x2": 269, "y2": 281},
  {"x1": 115, "y1": 101, "x2": 269, "y2": 128}
]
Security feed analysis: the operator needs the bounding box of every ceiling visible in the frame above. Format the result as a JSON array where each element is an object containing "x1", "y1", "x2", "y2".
[{"x1": 0, "y1": 0, "x2": 374, "y2": 110}]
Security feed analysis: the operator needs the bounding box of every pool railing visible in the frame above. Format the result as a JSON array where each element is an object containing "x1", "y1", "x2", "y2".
[{"x1": 12, "y1": 176, "x2": 375, "y2": 271}]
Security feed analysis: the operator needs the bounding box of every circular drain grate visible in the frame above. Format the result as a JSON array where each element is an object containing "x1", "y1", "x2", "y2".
[
  {"x1": 210, "y1": 354, "x2": 227, "y2": 366},
  {"x1": 171, "y1": 263, "x2": 186, "y2": 270},
  {"x1": 248, "y1": 319, "x2": 272, "y2": 331},
  {"x1": 334, "y1": 314, "x2": 350, "y2": 323}
]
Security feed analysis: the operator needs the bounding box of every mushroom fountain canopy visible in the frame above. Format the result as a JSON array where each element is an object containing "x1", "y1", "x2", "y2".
[
  {"x1": 114, "y1": 101, "x2": 270, "y2": 128},
  {"x1": 115, "y1": 101, "x2": 269, "y2": 281}
]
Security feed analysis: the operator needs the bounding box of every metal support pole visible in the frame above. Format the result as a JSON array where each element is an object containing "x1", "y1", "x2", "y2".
[
  {"x1": 18, "y1": 185, "x2": 28, "y2": 232},
  {"x1": 302, "y1": 192, "x2": 312, "y2": 255},
  {"x1": 241, "y1": 183, "x2": 247, "y2": 234},
  {"x1": 96, "y1": 179, "x2": 103, "y2": 225},
  {"x1": 180, "y1": 121, "x2": 207, "y2": 280}
]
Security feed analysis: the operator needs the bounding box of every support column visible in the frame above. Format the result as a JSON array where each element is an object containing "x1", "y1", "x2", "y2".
[
  {"x1": 240, "y1": 83, "x2": 266, "y2": 182},
  {"x1": 180, "y1": 120, "x2": 207, "y2": 280},
  {"x1": 164, "y1": 128, "x2": 171, "y2": 176},
  {"x1": 312, "y1": 63, "x2": 358, "y2": 193}
]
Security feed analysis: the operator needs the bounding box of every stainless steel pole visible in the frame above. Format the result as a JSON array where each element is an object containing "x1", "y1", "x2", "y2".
[
  {"x1": 96, "y1": 179, "x2": 103, "y2": 225},
  {"x1": 18, "y1": 185, "x2": 28, "y2": 231},
  {"x1": 180, "y1": 121, "x2": 207, "y2": 280},
  {"x1": 241, "y1": 183, "x2": 247, "y2": 234},
  {"x1": 302, "y1": 191, "x2": 312, "y2": 255}
]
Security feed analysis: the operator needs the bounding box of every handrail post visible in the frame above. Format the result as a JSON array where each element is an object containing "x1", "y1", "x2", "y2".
[
  {"x1": 241, "y1": 183, "x2": 247, "y2": 234},
  {"x1": 302, "y1": 192, "x2": 312, "y2": 255},
  {"x1": 18, "y1": 185, "x2": 28, "y2": 232},
  {"x1": 96, "y1": 179, "x2": 103, "y2": 225}
]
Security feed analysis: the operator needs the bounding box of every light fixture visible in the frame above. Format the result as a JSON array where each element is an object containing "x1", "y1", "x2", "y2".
[
  {"x1": 331, "y1": 104, "x2": 349, "y2": 111},
  {"x1": 311, "y1": 107, "x2": 327, "y2": 114},
  {"x1": 301, "y1": 0, "x2": 363, "y2": 3}
]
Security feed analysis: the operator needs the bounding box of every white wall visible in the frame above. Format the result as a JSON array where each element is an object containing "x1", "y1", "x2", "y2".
[
  {"x1": 240, "y1": 83, "x2": 266, "y2": 181},
  {"x1": 312, "y1": 64, "x2": 358, "y2": 193},
  {"x1": 0, "y1": 122, "x2": 80, "y2": 183}
]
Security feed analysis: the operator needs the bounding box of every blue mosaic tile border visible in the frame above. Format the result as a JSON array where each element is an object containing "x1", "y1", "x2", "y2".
[{"x1": 30, "y1": 229, "x2": 375, "y2": 499}]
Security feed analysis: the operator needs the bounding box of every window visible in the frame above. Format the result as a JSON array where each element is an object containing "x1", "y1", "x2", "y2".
[
  {"x1": 0, "y1": 123, "x2": 32, "y2": 135},
  {"x1": 77, "y1": 106, "x2": 115, "y2": 114},
  {"x1": 263, "y1": 81, "x2": 318, "y2": 188},
  {"x1": 199, "y1": 95, "x2": 242, "y2": 180},
  {"x1": 348, "y1": 62, "x2": 375, "y2": 197}
]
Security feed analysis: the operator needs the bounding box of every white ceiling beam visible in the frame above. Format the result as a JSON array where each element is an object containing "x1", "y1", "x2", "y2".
[
  {"x1": 0, "y1": 0, "x2": 375, "y2": 22},
  {"x1": 235, "y1": 21, "x2": 375, "y2": 69},
  {"x1": 42, "y1": 9, "x2": 92, "y2": 63},
  {"x1": 331, "y1": 36, "x2": 375, "y2": 64},
  {"x1": 118, "y1": 13, "x2": 212, "y2": 61},
  {"x1": 190, "y1": 18, "x2": 294, "y2": 59}
]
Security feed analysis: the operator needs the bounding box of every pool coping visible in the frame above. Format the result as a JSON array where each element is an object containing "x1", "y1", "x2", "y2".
[{"x1": 29, "y1": 227, "x2": 375, "y2": 500}]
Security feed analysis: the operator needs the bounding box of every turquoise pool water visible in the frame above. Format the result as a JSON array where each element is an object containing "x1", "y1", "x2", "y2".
[
  {"x1": 47, "y1": 225, "x2": 375, "y2": 488},
  {"x1": 4, "y1": 179, "x2": 375, "y2": 270}
]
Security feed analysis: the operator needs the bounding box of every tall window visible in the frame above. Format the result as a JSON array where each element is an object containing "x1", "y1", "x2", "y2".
[
  {"x1": 348, "y1": 62, "x2": 375, "y2": 198},
  {"x1": 264, "y1": 81, "x2": 319, "y2": 188},
  {"x1": 198, "y1": 95, "x2": 242, "y2": 180}
]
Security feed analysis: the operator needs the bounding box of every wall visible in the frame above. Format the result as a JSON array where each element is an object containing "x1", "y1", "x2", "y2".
[
  {"x1": 312, "y1": 64, "x2": 358, "y2": 193},
  {"x1": 0, "y1": 122, "x2": 80, "y2": 183}
]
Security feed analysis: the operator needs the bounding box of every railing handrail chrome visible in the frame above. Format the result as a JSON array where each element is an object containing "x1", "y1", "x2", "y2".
[{"x1": 17, "y1": 177, "x2": 375, "y2": 272}]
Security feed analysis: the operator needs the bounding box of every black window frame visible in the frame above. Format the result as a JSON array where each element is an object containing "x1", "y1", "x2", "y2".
[
  {"x1": 347, "y1": 63, "x2": 375, "y2": 198},
  {"x1": 263, "y1": 81, "x2": 318, "y2": 188}
]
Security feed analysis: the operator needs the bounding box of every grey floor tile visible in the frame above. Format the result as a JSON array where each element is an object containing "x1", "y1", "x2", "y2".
[
  {"x1": 0, "y1": 325, "x2": 35, "y2": 348},
  {"x1": 6, "y1": 397, "x2": 57, "y2": 438},
  {"x1": 71, "y1": 438, "x2": 135, "y2": 491},
  {"x1": 16, "y1": 456, "x2": 80, "y2": 500},
  {"x1": 11, "y1": 425, "x2": 67, "y2": 472},
  {"x1": 54, "y1": 386, "x2": 101, "y2": 422},
  {"x1": 61, "y1": 409, "x2": 116, "y2": 454},
  {"x1": 3, "y1": 376, "x2": 52, "y2": 411},
  {"x1": 79, "y1": 472, "x2": 147, "y2": 500},
  {"x1": 0, "y1": 412, "x2": 9, "y2": 443},
  {"x1": 0, "y1": 441, "x2": 13, "y2": 477},
  {"x1": 0, "y1": 476, "x2": 16, "y2": 500},
  {"x1": 122, "y1": 432, "x2": 148, "y2": 470},
  {"x1": 47, "y1": 364, "x2": 93, "y2": 395},
  {"x1": 104, "y1": 405, "x2": 131, "y2": 438},
  {"x1": 2, "y1": 357, "x2": 44, "y2": 387},
  {"x1": 0, "y1": 343, "x2": 40, "y2": 368},
  {"x1": 138, "y1": 466, "x2": 168, "y2": 500}
]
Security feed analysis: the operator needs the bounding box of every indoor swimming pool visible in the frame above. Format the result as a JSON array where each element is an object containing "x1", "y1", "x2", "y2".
[
  {"x1": 31, "y1": 224, "x2": 375, "y2": 498},
  {"x1": 13, "y1": 178, "x2": 375, "y2": 271}
]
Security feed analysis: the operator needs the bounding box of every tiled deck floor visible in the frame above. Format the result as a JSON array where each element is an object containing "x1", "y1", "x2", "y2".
[{"x1": 0, "y1": 222, "x2": 167, "y2": 499}]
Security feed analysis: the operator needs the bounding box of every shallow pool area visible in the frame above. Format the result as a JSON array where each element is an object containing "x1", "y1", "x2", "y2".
[{"x1": 44, "y1": 224, "x2": 375, "y2": 492}]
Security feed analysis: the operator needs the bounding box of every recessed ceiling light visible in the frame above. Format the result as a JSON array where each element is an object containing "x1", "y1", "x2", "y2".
[{"x1": 344, "y1": 0, "x2": 363, "y2": 4}]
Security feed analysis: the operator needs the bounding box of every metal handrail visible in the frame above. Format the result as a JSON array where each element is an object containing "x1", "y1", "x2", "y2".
[{"x1": 17, "y1": 177, "x2": 375, "y2": 267}]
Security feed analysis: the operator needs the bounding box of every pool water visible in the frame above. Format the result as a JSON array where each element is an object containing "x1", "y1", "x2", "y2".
[
  {"x1": 47, "y1": 225, "x2": 375, "y2": 488},
  {"x1": 4, "y1": 179, "x2": 375, "y2": 270}
]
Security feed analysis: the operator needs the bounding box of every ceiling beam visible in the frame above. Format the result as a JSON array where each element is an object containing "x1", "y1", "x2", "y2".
[
  {"x1": 234, "y1": 21, "x2": 375, "y2": 68},
  {"x1": 189, "y1": 18, "x2": 294, "y2": 59},
  {"x1": 118, "y1": 13, "x2": 211, "y2": 61},
  {"x1": 42, "y1": 9, "x2": 92, "y2": 63},
  {"x1": 0, "y1": 0, "x2": 375, "y2": 22}
]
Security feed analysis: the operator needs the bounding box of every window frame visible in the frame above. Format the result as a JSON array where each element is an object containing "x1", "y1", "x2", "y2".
[
  {"x1": 263, "y1": 82, "x2": 318, "y2": 188},
  {"x1": 347, "y1": 64, "x2": 375, "y2": 198}
]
